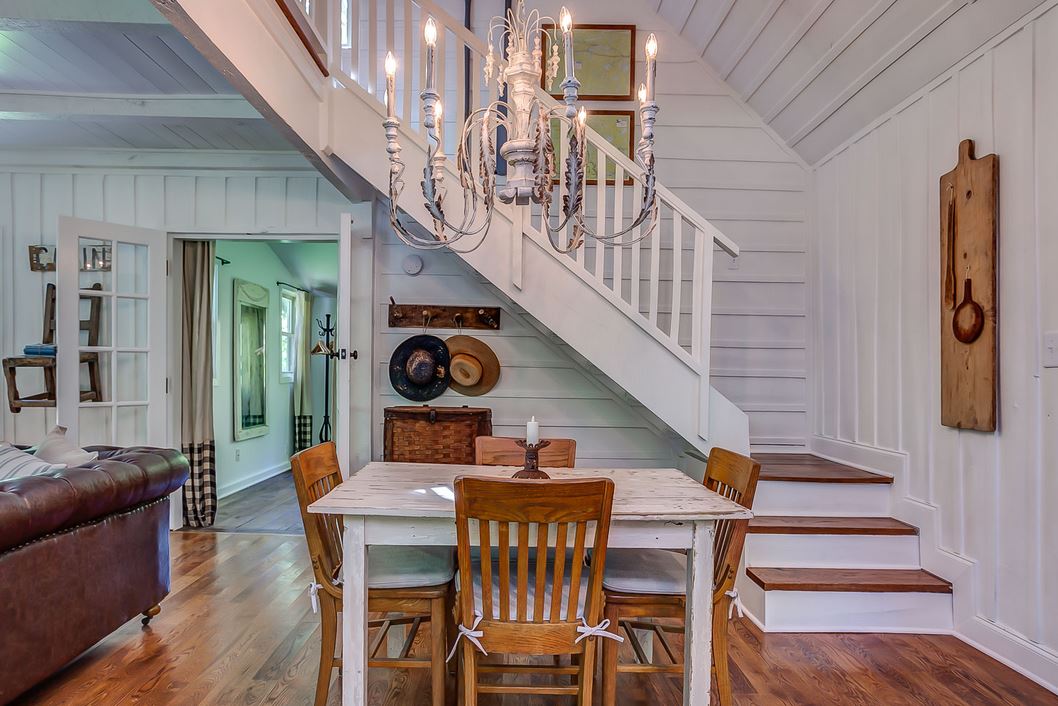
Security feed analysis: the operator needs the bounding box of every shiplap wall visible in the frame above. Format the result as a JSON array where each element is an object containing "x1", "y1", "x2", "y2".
[
  {"x1": 0, "y1": 151, "x2": 348, "y2": 446},
  {"x1": 813, "y1": 2, "x2": 1058, "y2": 686},
  {"x1": 457, "y1": 0, "x2": 813, "y2": 448},
  {"x1": 372, "y1": 223, "x2": 683, "y2": 467}
]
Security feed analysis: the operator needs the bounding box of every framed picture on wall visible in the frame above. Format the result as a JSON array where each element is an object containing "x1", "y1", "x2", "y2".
[
  {"x1": 540, "y1": 24, "x2": 636, "y2": 101},
  {"x1": 551, "y1": 110, "x2": 635, "y2": 185}
]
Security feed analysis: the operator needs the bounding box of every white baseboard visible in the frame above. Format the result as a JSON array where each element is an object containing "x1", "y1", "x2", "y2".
[
  {"x1": 808, "y1": 435, "x2": 1058, "y2": 695},
  {"x1": 217, "y1": 461, "x2": 289, "y2": 499}
]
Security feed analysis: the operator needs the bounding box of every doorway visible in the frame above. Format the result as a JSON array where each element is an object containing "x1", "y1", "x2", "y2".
[{"x1": 179, "y1": 237, "x2": 338, "y2": 534}]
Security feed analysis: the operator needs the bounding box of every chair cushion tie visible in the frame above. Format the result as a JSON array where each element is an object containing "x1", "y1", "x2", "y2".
[
  {"x1": 574, "y1": 616, "x2": 625, "y2": 645},
  {"x1": 726, "y1": 588, "x2": 743, "y2": 619},
  {"x1": 308, "y1": 582, "x2": 323, "y2": 614},
  {"x1": 446, "y1": 610, "x2": 487, "y2": 662}
]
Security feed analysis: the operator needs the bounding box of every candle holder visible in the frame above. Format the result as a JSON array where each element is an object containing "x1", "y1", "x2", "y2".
[{"x1": 512, "y1": 439, "x2": 552, "y2": 479}]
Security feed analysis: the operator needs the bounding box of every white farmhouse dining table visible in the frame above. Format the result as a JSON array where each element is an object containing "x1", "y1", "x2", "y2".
[{"x1": 309, "y1": 461, "x2": 752, "y2": 706}]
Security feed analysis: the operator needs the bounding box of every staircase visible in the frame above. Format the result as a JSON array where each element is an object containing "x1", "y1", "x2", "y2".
[
  {"x1": 155, "y1": 0, "x2": 748, "y2": 455},
  {"x1": 738, "y1": 454, "x2": 953, "y2": 633}
]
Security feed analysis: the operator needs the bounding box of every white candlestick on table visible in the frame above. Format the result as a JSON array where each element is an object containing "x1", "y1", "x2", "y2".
[{"x1": 526, "y1": 416, "x2": 540, "y2": 445}]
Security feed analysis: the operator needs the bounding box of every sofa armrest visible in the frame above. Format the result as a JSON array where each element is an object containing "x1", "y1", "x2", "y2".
[{"x1": 0, "y1": 447, "x2": 189, "y2": 554}]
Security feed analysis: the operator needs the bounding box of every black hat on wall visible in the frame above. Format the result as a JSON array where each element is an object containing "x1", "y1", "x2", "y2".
[{"x1": 389, "y1": 334, "x2": 451, "y2": 401}]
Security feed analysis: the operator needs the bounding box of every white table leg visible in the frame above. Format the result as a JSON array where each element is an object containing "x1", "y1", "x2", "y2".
[
  {"x1": 343, "y1": 516, "x2": 368, "y2": 706},
  {"x1": 685, "y1": 520, "x2": 715, "y2": 706}
]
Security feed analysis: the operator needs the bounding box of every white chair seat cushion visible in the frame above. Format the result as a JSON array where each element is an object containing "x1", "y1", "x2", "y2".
[
  {"x1": 366, "y1": 546, "x2": 455, "y2": 589},
  {"x1": 602, "y1": 549, "x2": 687, "y2": 595}
]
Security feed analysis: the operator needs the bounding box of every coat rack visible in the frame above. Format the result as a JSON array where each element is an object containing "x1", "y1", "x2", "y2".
[{"x1": 387, "y1": 298, "x2": 501, "y2": 330}]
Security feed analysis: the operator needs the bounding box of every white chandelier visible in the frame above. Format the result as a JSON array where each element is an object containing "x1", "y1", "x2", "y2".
[{"x1": 381, "y1": 0, "x2": 661, "y2": 253}]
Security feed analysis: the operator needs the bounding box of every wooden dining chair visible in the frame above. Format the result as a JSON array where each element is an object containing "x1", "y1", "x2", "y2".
[
  {"x1": 291, "y1": 442, "x2": 456, "y2": 706},
  {"x1": 453, "y1": 476, "x2": 616, "y2": 704},
  {"x1": 599, "y1": 447, "x2": 761, "y2": 706},
  {"x1": 474, "y1": 435, "x2": 577, "y2": 467}
]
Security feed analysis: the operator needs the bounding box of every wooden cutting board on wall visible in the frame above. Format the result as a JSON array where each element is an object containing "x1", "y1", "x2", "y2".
[{"x1": 939, "y1": 139, "x2": 998, "y2": 432}]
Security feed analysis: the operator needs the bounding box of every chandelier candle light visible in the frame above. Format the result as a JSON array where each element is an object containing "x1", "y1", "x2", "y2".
[{"x1": 381, "y1": 0, "x2": 661, "y2": 253}]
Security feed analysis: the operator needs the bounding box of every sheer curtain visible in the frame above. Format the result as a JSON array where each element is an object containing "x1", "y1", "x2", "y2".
[
  {"x1": 180, "y1": 241, "x2": 216, "y2": 527},
  {"x1": 293, "y1": 290, "x2": 313, "y2": 451}
]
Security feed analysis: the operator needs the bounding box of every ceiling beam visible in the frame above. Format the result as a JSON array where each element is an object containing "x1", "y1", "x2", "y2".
[
  {"x1": 0, "y1": 0, "x2": 167, "y2": 25},
  {"x1": 0, "y1": 90, "x2": 261, "y2": 120}
]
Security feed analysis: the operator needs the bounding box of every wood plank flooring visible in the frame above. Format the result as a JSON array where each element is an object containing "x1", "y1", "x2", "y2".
[
  {"x1": 190, "y1": 471, "x2": 303, "y2": 534},
  {"x1": 12, "y1": 531, "x2": 1057, "y2": 705},
  {"x1": 753, "y1": 454, "x2": 894, "y2": 484}
]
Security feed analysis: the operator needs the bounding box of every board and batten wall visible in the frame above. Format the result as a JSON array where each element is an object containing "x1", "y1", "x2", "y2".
[
  {"x1": 811, "y1": 2, "x2": 1058, "y2": 690},
  {"x1": 0, "y1": 150, "x2": 348, "y2": 450},
  {"x1": 434, "y1": 0, "x2": 814, "y2": 449}
]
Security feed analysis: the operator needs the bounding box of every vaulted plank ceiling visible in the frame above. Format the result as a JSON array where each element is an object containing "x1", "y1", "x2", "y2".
[{"x1": 657, "y1": 0, "x2": 1049, "y2": 163}]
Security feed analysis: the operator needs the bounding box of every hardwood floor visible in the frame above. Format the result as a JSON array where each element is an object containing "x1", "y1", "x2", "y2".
[
  {"x1": 12, "y1": 532, "x2": 1057, "y2": 705},
  {"x1": 187, "y1": 471, "x2": 303, "y2": 534}
]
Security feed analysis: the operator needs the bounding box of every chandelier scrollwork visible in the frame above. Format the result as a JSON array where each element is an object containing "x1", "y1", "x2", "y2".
[{"x1": 381, "y1": 0, "x2": 661, "y2": 253}]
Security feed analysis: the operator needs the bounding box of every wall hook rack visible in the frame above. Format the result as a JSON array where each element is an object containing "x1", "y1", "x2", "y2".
[{"x1": 388, "y1": 299, "x2": 501, "y2": 331}]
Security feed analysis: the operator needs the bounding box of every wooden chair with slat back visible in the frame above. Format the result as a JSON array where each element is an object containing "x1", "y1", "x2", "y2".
[
  {"x1": 454, "y1": 476, "x2": 615, "y2": 704},
  {"x1": 600, "y1": 447, "x2": 760, "y2": 706},
  {"x1": 474, "y1": 436, "x2": 577, "y2": 467},
  {"x1": 291, "y1": 442, "x2": 456, "y2": 706}
]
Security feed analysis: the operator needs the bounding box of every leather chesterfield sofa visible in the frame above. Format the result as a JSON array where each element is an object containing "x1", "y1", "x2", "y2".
[{"x1": 0, "y1": 446, "x2": 189, "y2": 704}]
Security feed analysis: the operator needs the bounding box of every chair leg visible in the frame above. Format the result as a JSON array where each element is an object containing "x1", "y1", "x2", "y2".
[
  {"x1": 430, "y1": 596, "x2": 447, "y2": 706},
  {"x1": 577, "y1": 640, "x2": 596, "y2": 706},
  {"x1": 712, "y1": 596, "x2": 732, "y2": 706},
  {"x1": 461, "y1": 643, "x2": 477, "y2": 706},
  {"x1": 601, "y1": 601, "x2": 621, "y2": 706},
  {"x1": 315, "y1": 595, "x2": 339, "y2": 706}
]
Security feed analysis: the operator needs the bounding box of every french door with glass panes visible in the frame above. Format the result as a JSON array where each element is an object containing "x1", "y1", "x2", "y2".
[{"x1": 55, "y1": 216, "x2": 168, "y2": 447}]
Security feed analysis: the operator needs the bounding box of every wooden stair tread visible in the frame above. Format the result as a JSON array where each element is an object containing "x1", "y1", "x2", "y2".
[
  {"x1": 746, "y1": 567, "x2": 952, "y2": 594},
  {"x1": 749, "y1": 516, "x2": 917, "y2": 535},
  {"x1": 753, "y1": 454, "x2": 893, "y2": 484}
]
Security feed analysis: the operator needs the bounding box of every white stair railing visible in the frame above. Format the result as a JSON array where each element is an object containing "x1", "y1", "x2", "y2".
[{"x1": 305, "y1": 0, "x2": 738, "y2": 372}]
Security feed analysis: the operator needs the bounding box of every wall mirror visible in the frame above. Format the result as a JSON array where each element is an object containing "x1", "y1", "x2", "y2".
[{"x1": 233, "y1": 278, "x2": 269, "y2": 440}]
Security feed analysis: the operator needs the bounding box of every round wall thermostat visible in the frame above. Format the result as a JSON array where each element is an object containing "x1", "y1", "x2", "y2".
[{"x1": 402, "y1": 254, "x2": 424, "y2": 276}]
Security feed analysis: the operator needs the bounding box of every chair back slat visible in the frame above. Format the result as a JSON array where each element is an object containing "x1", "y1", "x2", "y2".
[
  {"x1": 475, "y1": 436, "x2": 577, "y2": 467},
  {"x1": 291, "y1": 442, "x2": 346, "y2": 585},
  {"x1": 455, "y1": 477, "x2": 615, "y2": 655},
  {"x1": 549, "y1": 522, "x2": 569, "y2": 622},
  {"x1": 703, "y1": 447, "x2": 761, "y2": 598}
]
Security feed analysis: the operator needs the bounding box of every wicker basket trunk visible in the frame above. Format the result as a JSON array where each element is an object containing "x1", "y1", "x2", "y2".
[{"x1": 383, "y1": 405, "x2": 493, "y2": 464}]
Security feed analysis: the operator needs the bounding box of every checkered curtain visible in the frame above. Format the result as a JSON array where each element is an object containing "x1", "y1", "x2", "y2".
[
  {"x1": 180, "y1": 241, "x2": 217, "y2": 527},
  {"x1": 292, "y1": 290, "x2": 313, "y2": 452}
]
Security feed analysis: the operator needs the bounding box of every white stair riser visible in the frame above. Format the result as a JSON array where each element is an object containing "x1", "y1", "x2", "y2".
[
  {"x1": 752, "y1": 480, "x2": 891, "y2": 516},
  {"x1": 744, "y1": 533, "x2": 920, "y2": 569},
  {"x1": 736, "y1": 577, "x2": 953, "y2": 633}
]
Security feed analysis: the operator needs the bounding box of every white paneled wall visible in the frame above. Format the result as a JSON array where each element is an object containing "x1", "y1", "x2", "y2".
[
  {"x1": 0, "y1": 152, "x2": 348, "y2": 445},
  {"x1": 372, "y1": 225, "x2": 683, "y2": 467},
  {"x1": 457, "y1": 0, "x2": 812, "y2": 448},
  {"x1": 813, "y1": 2, "x2": 1058, "y2": 687}
]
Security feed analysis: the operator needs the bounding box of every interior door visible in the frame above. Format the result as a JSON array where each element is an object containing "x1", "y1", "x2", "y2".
[
  {"x1": 337, "y1": 210, "x2": 374, "y2": 476},
  {"x1": 55, "y1": 216, "x2": 168, "y2": 448}
]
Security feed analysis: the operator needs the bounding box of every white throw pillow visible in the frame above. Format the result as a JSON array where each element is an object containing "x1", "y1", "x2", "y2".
[
  {"x1": 32, "y1": 426, "x2": 98, "y2": 467},
  {"x1": 0, "y1": 442, "x2": 66, "y2": 480}
]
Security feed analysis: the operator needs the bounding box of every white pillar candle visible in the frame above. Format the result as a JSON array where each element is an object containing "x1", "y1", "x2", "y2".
[
  {"x1": 560, "y1": 7, "x2": 574, "y2": 81},
  {"x1": 424, "y1": 18, "x2": 438, "y2": 94},
  {"x1": 384, "y1": 52, "x2": 397, "y2": 119},
  {"x1": 526, "y1": 416, "x2": 540, "y2": 445},
  {"x1": 644, "y1": 33, "x2": 658, "y2": 102}
]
